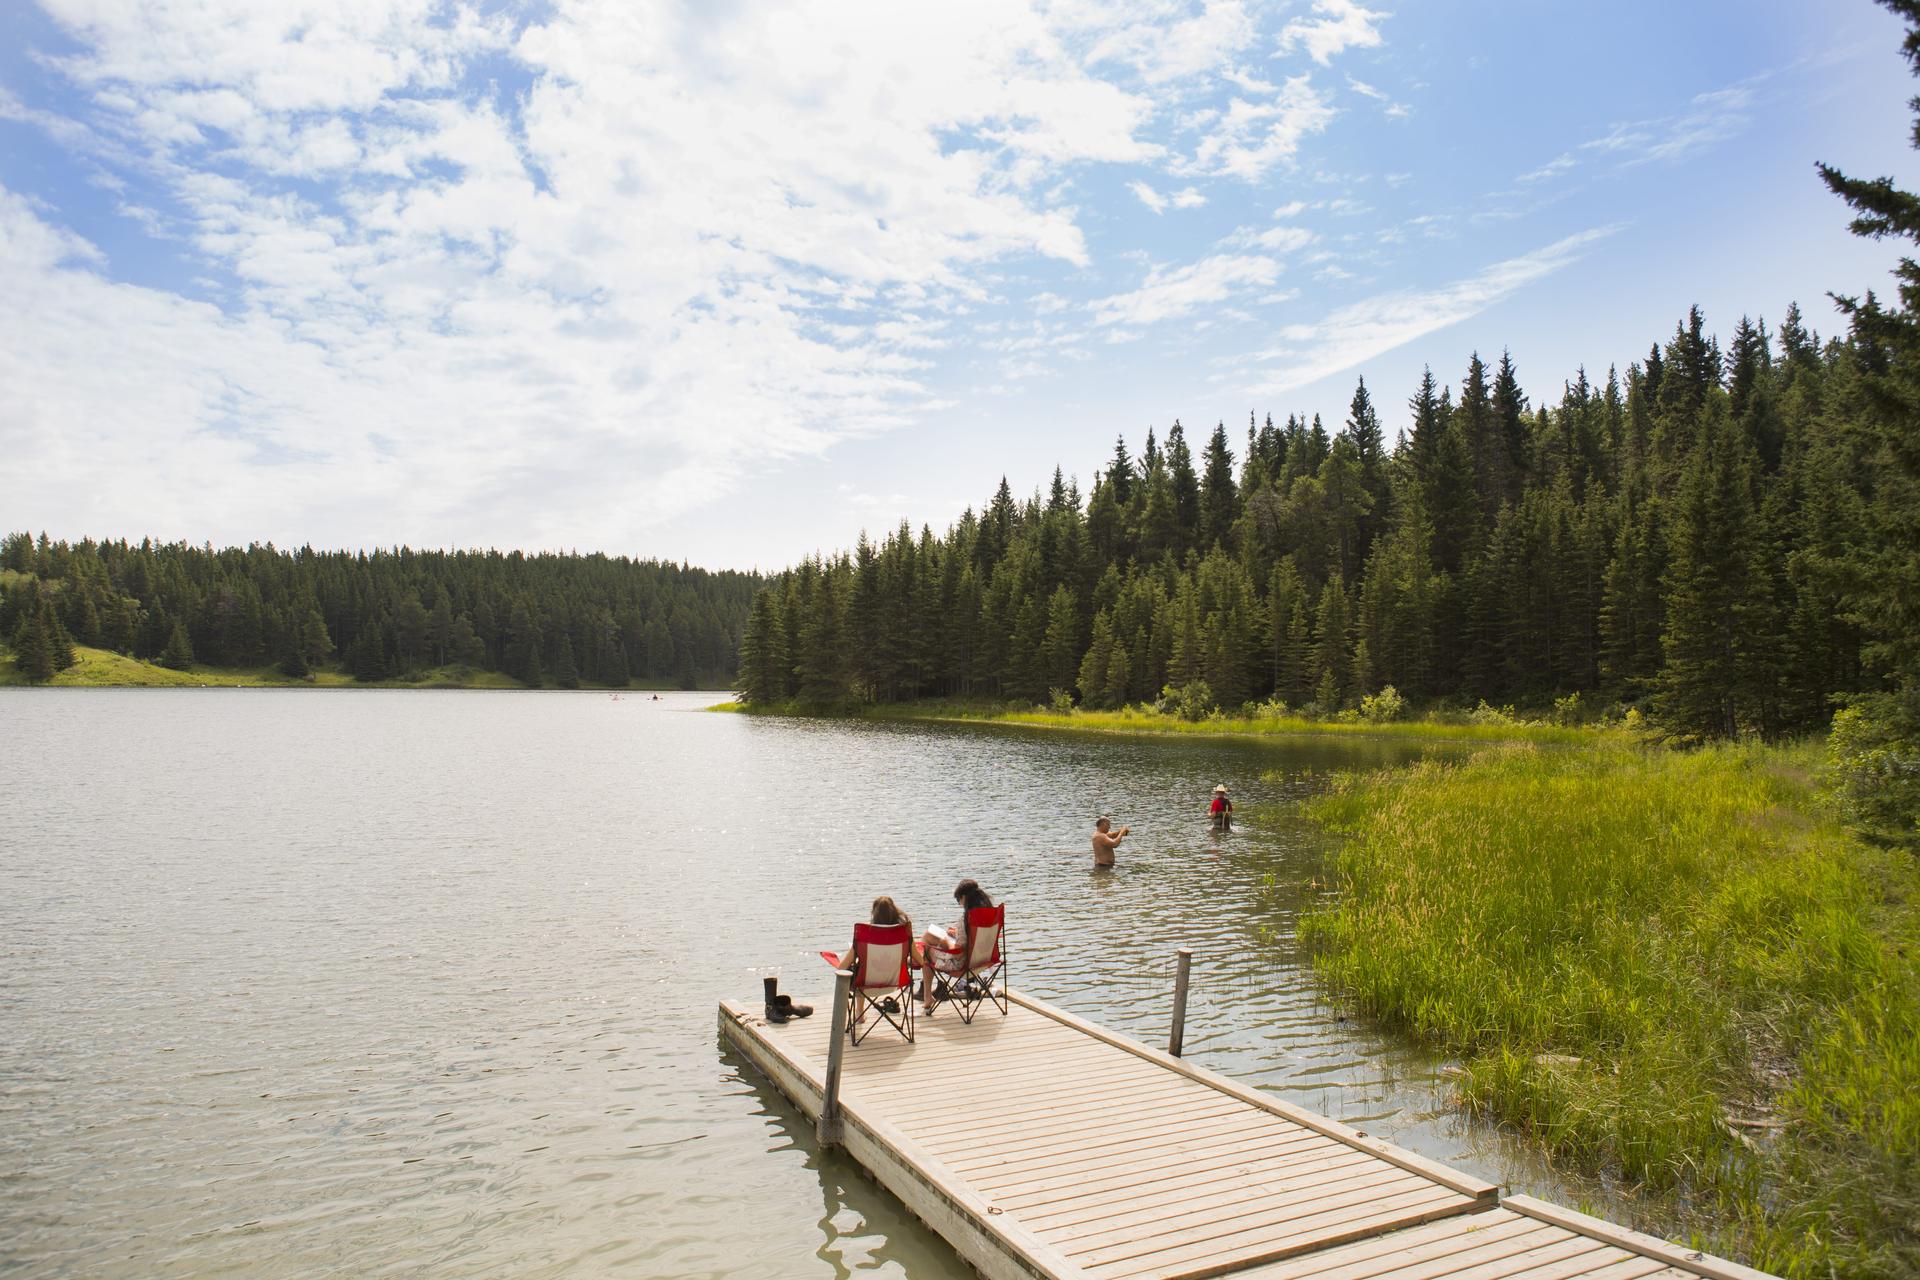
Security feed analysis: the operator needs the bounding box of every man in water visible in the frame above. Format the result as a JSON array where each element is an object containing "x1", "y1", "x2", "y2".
[
  {"x1": 1210, "y1": 784, "x2": 1234, "y2": 831},
  {"x1": 1092, "y1": 816, "x2": 1129, "y2": 868}
]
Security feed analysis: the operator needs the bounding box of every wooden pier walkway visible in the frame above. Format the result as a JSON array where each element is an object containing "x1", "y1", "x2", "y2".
[{"x1": 718, "y1": 989, "x2": 1774, "y2": 1280}]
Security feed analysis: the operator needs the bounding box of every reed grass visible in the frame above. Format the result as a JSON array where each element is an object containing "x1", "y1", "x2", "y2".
[
  {"x1": 723, "y1": 696, "x2": 1594, "y2": 744},
  {"x1": 1302, "y1": 741, "x2": 1919, "y2": 1277}
]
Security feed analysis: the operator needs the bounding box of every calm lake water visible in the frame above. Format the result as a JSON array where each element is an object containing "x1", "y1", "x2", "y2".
[{"x1": 2, "y1": 690, "x2": 1588, "y2": 1278}]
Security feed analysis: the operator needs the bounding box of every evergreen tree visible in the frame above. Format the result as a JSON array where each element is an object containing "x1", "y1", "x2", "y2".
[
  {"x1": 795, "y1": 567, "x2": 846, "y2": 702},
  {"x1": 1078, "y1": 611, "x2": 1114, "y2": 707},
  {"x1": 552, "y1": 631, "x2": 581, "y2": 689},
  {"x1": 1491, "y1": 350, "x2": 1531, "y2": 504},
  {"x1": 1311, "y1": 573, "x2": 1352, "y2": 708},
  {"x1": 1164, "y1": 421, "x2": 1201, "y2": 554},
  {"x1": 1102, "y1": 633, "x2": 1131, "y2": 708},
  {"x1": 1655, "y1": 406, "x2": 1759, "y2": 738},
  {"x1": 161, "y1": 619, "x2": 194, "y2": 670},
  {"x1": 1198, "y1": 422, "x2": 1239, "y2": 551},
  {"x1": 1043, "y1": 585, "x2": 1080, "y2": 696},
  {"x1": 1346, "y1": 375, "x2": 1389, "y2": 558},
  {"x1": 10, "y1": 608, "x2": 56, "y2": 681},
  {"x1": 1107, "y1": 435, "x2": 1136, "y2": 505},
  {"x1": 736, "y1": 589, "x2": 789, "y2": 703}
]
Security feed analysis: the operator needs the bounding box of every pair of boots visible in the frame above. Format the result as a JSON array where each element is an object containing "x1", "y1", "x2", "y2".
[{"x1": 763, "y1": 977, "x2": 814, "y2": 1024}]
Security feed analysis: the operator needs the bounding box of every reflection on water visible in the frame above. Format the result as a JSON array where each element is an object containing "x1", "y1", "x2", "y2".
[{"x1": 1, "y1": 690, "x2": 1573, "y2": 1277}]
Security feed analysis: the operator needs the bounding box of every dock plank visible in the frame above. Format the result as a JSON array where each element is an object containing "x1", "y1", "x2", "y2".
[{"x1": 718, "y1": 989, "x2": 1776, "y2": 1280}]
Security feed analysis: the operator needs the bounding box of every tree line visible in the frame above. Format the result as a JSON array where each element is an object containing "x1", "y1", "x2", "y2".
[
  {"x1": 0, "y1": 537, "x2": 760, "y2": 688},
  {"x1": 734, "y1": 300, "x2": 1899, "y2": 743}
]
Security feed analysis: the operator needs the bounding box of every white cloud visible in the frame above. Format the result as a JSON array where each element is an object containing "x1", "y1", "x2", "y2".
[
  {"x1": 1272, "y1": 199, "x2": 1309, "y2": 217},
  {"x1": 1089, "y1": 0, "x2": 1257, "y2": 85},
  {"x1": 1190, "y1": 76, "x2": 1337, "y2": 180},
  {"x1": 1133, "y1": 180, "x2": 1208, "y2": 212},
  {"x1": 2, "y1": 0, "x2": 1197, "y2": 556},
  {"x1": 1225, "y1": 223, "x2": 1316, "y2": 253},
  {"x1": 1582, "y1": 86, "x2": 1755, "y2": 165},
  {"x1": 1346, "y1": 74, "x2": 1409, "y2": 116},
  {"x1": 1130, "y1": 180, "x2": 1169, "y2": 212},
  {"x1": 1517, "y1": 153, "x2": 1576, "y2": 184},
  {"x1": 1276, "y1": 0, "x2": 1386, "y2": 67},
  {"x1": 1243, "y1": 227, "x2": 1615, "y2": 393},
  {"x1": 1091, "y1": 253, "x2": 1281, "y2": 326}
]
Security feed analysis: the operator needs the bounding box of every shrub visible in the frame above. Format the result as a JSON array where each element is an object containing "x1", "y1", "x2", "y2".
[
  {"x1": 1468, "y1": 699, "x2": 1517, "y2": 726},
  {"x1": 1552, "y1": 691, "x2": 1584, "y2": 726},
  {"x1": 1251, "y1": 696, "x2": 1290, "y2": 720},
  {"x1": 1828, "y1": 693, "x2": 1920, "y2": 846},
  {"x1": 1158, "y1": 680, "x2": 1216, "y2": 721},
  {"x1": 1047, "y1": 686, "x2": 1077, "y2": 717},
  {"x1": 1359, "y1": 685, "x2": 1406, "y2": 723}
]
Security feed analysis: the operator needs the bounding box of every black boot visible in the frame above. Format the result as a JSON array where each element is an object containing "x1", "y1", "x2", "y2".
[
  {"x1": 763, "y1": 976, "x2": 789, "y2": 1024},
  {"x1": 776, "y1": 994, "x2": 814, "y2": 1018}
]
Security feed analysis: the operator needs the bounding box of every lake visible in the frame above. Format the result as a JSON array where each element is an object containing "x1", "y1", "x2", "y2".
[{"x1": 1, "y1": 690, "x2": 1584, "y2": 1277}]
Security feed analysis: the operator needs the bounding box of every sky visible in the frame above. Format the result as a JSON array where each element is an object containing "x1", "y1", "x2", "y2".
[{"x1": 1, "y1": 1, "x2": 1915, "y2": 571}]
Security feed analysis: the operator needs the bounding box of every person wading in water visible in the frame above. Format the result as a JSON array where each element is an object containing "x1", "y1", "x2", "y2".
[
  {"x1": 1091, "y1": 816, "x2": 1129, "y2": 868},
  {"x1": 1209, "y1": 784, "x2": 1234, "y2": 832}
]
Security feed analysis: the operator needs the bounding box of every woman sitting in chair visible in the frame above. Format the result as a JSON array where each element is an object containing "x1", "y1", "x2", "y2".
[
  {"x1": 834, "y1": 896, "x2": 915, "y2": 1017},
  {"x1": 920, "y1": 879, "x2": 993, "y2": 1012}
]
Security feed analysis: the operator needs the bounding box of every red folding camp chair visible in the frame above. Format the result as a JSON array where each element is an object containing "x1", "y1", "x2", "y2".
[
  {"x1": 926, "y1": 905, "x2": 1007, "y2": 1024},
  {"x1": 820, "y1": 921, "x2": 914, "y2": 1044}
]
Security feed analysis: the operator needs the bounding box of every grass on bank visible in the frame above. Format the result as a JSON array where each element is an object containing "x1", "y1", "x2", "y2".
[
  {"x1": 2, "y1": 643, "x2": 524, "y2": 689},
  {"x1": 1301, "y1": 741, "x2": 1919, "y2": 1278},
  {"x1": 716, "y1": 695, "x2": 1599, "y2": 745}
]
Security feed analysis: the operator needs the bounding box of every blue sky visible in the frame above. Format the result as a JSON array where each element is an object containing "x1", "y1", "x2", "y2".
[{"x1": 1, "y1": 1, "x2": 1913, "y2": 570}]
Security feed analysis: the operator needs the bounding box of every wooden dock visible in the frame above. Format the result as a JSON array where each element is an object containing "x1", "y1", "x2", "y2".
[{"x1": 718, "y1": 988, "x2": 1775, "y2": 1280}]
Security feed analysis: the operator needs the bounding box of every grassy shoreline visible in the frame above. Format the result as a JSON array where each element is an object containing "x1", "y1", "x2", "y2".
[
  {"x1": 714, "y1": 696, "x2": 1599, "y2": 745},
  {"x1": 0, "y1": 644, "x2": 685, "y2": 690},
  {"x1": 1300, "y1": 741, "x2": 1918, "y2": 1277}
]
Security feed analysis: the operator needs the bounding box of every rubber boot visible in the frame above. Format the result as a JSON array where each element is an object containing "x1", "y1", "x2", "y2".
[
  {"x1": 763, "y1": 976, "x2": 789, "y2": 1024},
  {"x1": 776, "y1": 994, "x2": 814, "y2": 1018}
]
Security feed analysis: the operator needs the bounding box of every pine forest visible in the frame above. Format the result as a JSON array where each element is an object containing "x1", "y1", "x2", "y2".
[
  {"x1": 0, "y1": 538, "x2": 760, "y2": 689},
  {"x1": 735, "y1": 300, "x2": 1911, "y2": 744}
]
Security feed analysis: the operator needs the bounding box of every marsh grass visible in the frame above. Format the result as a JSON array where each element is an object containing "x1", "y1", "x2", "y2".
[
  {"x1": 724, "y1": 696, "x2": 1594, "y2": 745},
  {"x1": 1302, "y1": 741, "x2": 1919, "y2": 1276}
]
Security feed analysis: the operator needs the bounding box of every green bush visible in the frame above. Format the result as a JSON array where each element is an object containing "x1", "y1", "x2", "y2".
[
  {"x1": 1359, "y1": 685, "x2": 1406, "y2": 723},
  {"x1": 1829, "y1": 693, "x2": 1920, "y2": 846},
  {"x1": 1158, "y1": 680, "x2": 1216, "y2": 721}
]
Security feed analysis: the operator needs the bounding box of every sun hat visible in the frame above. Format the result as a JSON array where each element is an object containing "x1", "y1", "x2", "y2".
[{"x1": 1213, "y1": 783, "x2": 1228, "y2": 793}]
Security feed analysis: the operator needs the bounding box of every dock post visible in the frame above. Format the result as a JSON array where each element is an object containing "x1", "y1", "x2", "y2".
[
  {"x1": 817, "y1": 968, "x2": 853, "y2": 1146},
  {"x1": 1169, "y1": 946, "x2": 1193, "y2": 1057}
]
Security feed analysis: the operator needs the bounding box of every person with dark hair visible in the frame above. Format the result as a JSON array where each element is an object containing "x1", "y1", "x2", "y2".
[
  {"x1": 919, "y1": 879, "x2": 993, "y2": 1012},
  {"x1": 1092, "y1": 815, "x2": 1129, "y2": 867}
]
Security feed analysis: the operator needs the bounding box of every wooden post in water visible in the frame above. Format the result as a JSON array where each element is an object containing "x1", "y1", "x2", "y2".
[
  {"x1": 817, "y1": 968, "x2": 853, "y2": 1146},
  {"x1": 1169, "y1": 946, "x2": 1193, "y2": 1058}
]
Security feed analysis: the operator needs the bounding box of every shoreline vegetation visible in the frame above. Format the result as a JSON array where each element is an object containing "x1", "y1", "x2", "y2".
[
  {"x1": 1300, "y1": 741, "x2": 1918, "y2": 1278},
  {"x1": 0, "y1": 642, "x2": 688, "y2": 690},
  {"x1": 712, "y1": 693, "x2": 1598, "y2": 745}
]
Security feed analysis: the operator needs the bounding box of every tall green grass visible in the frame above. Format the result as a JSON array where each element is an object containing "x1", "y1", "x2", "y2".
[
  {"x1": 725, "y1": 696, "x2": 1594, "y2": 744},
  {"x1": 1302, "y1": 741, "x2": 1918, "y2": 1277}
]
